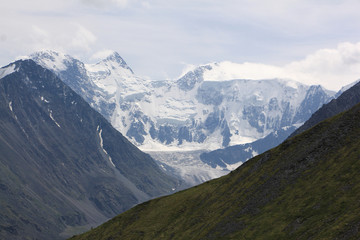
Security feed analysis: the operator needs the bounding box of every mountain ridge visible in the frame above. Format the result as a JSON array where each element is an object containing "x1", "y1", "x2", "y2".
[
  {"x1": 27, "y1": 50, "x2": 336, "y2": 185},
  {"x1": 28, "y1": 50, "x2": 335, "y2": 151}
]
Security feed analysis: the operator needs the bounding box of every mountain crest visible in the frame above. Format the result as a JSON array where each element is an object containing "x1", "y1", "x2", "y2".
[
  {"x1": 30, "y1": 49, "x2": 63, "y2": 59},
  {"x1": 29, "y1": 50, "x2": 75, "y2": 72},
  {"x1": 100, "y1": 51, "x2": 134, "y2": 73},
  {"x1": 176, "y1": 65, "x2": 212, "y2": 91}
]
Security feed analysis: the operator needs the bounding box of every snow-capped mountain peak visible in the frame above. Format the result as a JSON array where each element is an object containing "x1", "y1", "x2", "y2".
[
  {"x1": 85, "y1": 52, "x2": 147, "y2": 97},
  {"x1": 93, "y1": 51, "x2": 134, "y2": 74},
  {"x1": 29, "y1": 50, "x2": 73, "y2": 72},
  {"x1": 100, "y1": 51, "x2": 133, "y2": 72},
  {"x1": 176, "y1": 65, "x2": 212, "y2": 91}
]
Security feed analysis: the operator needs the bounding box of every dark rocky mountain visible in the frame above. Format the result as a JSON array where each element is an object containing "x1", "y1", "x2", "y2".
[
  {"x1": 30, "y1": 51, "x2": 116, "y2": 120},
  {"x1": 71, "y1": 99, "x2": 360, "y2": 240},
  {"x1": 0, "y1": 60, "x2": 179, "y2": 239},
  {"x1": 290, "y1": 81, "x2": 360, "y2": 138}
]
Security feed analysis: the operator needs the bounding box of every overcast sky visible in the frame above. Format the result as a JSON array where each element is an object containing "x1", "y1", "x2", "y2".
[{"x1": 1, "y1": 0, "x2": 360, "y2": 90}]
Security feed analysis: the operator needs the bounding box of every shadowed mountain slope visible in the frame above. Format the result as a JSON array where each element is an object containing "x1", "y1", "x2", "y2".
[
  {"x1": 0, "y1": 60, "x2": 179, "y2": 240},
  {"x1": 71, "y1": 100, "x2": 360, "y2": 239},
  {"x1": 200, "y1": 126, "x2": 296, "y2": 168}
]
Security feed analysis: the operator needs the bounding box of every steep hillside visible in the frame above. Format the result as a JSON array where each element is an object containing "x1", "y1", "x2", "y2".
[
  {"x1": 0, "y1": 60, "x2": 179, "y2": 240},
  {"x1": 71, "y1": 101, "x2": 360, "y2": 239}
]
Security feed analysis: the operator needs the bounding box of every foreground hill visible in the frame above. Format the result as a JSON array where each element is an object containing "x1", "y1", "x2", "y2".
[
  {"x1": 0, "y1": 60, "x2": 179, "y2": 239},
  {"x1": 71, "y1": 101, "x2": 360, "y2": 239}
]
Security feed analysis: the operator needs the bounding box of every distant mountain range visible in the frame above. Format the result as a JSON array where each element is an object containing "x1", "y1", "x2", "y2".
[
  {"x1": 27, "y1": 51, "x2": 337, "y2": 185},
  {"x1": 29, "y1": 51, "x2": 335, "y2": 151},
  {"x1": 70, "y1": 78, "x2": 360, "y2": 240},
  {"x1": 0, "y1": 60, "x2": 180, "y2": 239}
]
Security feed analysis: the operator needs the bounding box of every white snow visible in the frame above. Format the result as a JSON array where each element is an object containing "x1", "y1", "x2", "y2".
[
  {"x1": 8, "y1": 100, "x2": 19, "y2": 121},
  {"x1": 215, "y1": 159, "x2": 243, "y2": 171},
  {"x1": 49, "y1": 110, "x2": 61, "y2": 128},
  {"x1": 337, "y1": 79, "x2": 360, "y2": 95},
  {"x1": 0, "y1": 64, "x2": 16, "y2": 79},
  {"x1": 252, "y1": 150, "x2": 258, "y2": 157},
  {"x1": 226, "y1": 161, "x2": 243, "y2": 171},
  {"x1": 97, "y1": 126, "x2": 116, "y2": 167},
  {"x1": 41, "y1": 96, "x2": 50, "y2": 103},
  {"x1": 30, "y1": 50, "x2": 68, "y2": 72},
  {"x1": 159, "y1": 164, "x2": 167, "y2": 171},
  {"x1": 128, "y1": 77, "x2": 313, "y2": 152},
  {"x1": 8, "y1": 101, "x2": 13, "y2": 112},
  {"x1": 148, "y1": 150, "x2": 229, "y2": 186},
  {"x1": 85, "y1": 59, "x2": 148, "y2": 97}
]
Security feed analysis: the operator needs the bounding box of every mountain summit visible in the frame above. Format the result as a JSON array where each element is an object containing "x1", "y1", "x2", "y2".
[{"x1": 100, "y1": 51, "x2": 134, "y2": 73}]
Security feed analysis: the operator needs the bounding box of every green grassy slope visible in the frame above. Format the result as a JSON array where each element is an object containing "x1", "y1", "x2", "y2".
[{"x1": 71, "y1": 103, "x2": 360, "y2": 240}]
